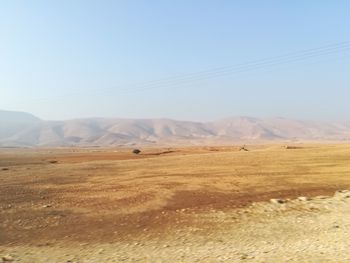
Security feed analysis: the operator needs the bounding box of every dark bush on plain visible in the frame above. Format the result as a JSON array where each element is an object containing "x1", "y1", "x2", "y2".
[{"x1": 132, "y1": 149, "x2": 141, "y2": 154}]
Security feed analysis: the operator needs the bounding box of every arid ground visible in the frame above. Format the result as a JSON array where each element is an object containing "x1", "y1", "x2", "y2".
[{"x1": 1, "y1": 144, "x2": 350, "y2": 262}]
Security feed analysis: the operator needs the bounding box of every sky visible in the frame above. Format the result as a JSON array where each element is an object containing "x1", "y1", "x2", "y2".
[{"x1": 1, "y1": 1, "x2": 350, "y2": 121}]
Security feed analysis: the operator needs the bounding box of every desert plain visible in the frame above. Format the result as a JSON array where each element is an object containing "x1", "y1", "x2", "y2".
[{"x1": 1, "y1": 144, "x2": 350, "y2": 262}]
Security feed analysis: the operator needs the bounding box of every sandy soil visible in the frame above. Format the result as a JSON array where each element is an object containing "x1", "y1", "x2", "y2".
[
  {"x1": 2, "y1": 191, "x2": 350, "y2": 262},
  {"x1": 1, "y1": 144, "x2": 350, "y2": 262}
]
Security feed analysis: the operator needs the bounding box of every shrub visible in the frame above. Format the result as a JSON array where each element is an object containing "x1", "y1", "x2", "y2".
[{"x1": 132, "y1": 149, "x2": 141, "y2": 154}]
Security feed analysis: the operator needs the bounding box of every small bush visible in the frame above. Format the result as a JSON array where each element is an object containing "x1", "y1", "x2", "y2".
[
  {"x1": 132, "y1": 149, "x2": 141, "y2": 154},
  {"x1": 239, "y1": 146, "x2": 248, "y2": 151}
]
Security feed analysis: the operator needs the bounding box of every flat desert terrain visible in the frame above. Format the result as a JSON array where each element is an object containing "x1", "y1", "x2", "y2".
[{"x1": 1, "y1": 144, "x2": 350, "y2": 262}]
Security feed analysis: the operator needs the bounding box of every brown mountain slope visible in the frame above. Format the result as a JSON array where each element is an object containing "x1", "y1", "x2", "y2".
[{"x1": 1, "y1": 110, "x2": 350, "y2": 146}]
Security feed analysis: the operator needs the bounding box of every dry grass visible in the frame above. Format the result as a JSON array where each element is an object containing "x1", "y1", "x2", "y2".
[{"x1": 1, "y1": 144, "x2": 350, "y2": 245}]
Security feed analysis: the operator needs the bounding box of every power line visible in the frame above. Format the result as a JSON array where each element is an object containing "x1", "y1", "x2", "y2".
[
  {"x1": 17, "y1": 41, "x2": 350, "y2": 103},
  {"x1": 117, "y1": 41, "x2": 350, "y2": 89},
  {"x1": 116, "y1": 43, "x2": 350, "y2": 94}
]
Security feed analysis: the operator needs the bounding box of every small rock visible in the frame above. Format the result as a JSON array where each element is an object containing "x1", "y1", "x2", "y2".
[
  {"x1": 42, "y1": 204, "x2": 52, "y2": 208},
  {"x1": 1, "y1": 255, "x2": 14, "y2": 262},
  {"x1": 297, "y1": 196, "x2": 310, "y2": 201},
  {"x1": 270, "y1": 198, "x2": 286, "y2": 204},
  {"x1": 334, "y1": 190, "x2": 350, "y2": 198},
  {"x1": 315, "y1": 195, "x2": 329, "y2": 199},
  {"x1": 337, "y1": 190, "x2": 349, "y2": 193}
]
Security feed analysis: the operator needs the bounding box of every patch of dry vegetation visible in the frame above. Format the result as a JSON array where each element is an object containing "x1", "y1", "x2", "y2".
[{"x1": 1, "y1": 144, "x2": 350, "y2": 261}]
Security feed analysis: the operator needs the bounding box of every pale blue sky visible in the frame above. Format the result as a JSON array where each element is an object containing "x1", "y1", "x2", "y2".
[{"x1": 1, "y1": 1, "x2": 350, "y2": 121}]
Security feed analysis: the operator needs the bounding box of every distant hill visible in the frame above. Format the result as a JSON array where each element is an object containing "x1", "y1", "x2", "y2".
[
  {"x1": 0, "y1": 109, "x2": 40, "y2": 124},
  {"x1": 1, "y1": 110, "x2": 350, "y2": 147},
  {"x1": 0, "y1": 110, "x2": 41, "y2": 145}
]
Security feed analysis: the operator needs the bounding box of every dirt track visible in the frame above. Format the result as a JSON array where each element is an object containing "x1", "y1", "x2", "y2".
[{"x1": 1, "y1": 144, "x2": 350, "y2": 262}]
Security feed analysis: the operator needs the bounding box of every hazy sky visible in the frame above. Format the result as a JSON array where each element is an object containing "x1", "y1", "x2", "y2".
[{"x1": 1, "y1": 1, "x2": 350, "y2": 121}]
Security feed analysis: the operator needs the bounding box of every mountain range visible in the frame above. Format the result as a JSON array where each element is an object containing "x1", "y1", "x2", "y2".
[{"x1": 1, "y1": 110, "x2": 350, "y2": 147}]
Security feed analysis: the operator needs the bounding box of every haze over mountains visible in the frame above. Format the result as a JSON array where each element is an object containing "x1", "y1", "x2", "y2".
[{"x1": 1, "y1": 110, "x2": 350, "y2": 147}]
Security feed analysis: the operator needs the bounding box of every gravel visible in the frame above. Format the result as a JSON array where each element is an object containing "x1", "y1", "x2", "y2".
[{"x1": 2, "y1": 190, "x2": 350, "y2": 262}]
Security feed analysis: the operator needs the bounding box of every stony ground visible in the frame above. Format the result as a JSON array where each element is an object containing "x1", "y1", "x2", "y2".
[
  {"x1": 2, "y1": 190, "x2": 350, "y2": 262},
  {"x1": 1, "y1": 145, "x2": 350, "y2": 262}
]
